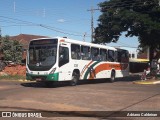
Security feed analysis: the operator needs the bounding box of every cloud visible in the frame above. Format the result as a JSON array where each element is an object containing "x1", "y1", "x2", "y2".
[{"x1": 57, "y1": 19, "x2": 66, "y2": 23}]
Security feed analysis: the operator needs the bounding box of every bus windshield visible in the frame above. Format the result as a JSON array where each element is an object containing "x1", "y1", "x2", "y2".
[{"x1": 28, "y1": 39, "x2": 57, "y2": 71}]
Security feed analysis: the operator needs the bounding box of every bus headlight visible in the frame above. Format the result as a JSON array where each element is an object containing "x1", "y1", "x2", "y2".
[{"x1": 50, "y1": 68, "x2": 56, "y2": 74}]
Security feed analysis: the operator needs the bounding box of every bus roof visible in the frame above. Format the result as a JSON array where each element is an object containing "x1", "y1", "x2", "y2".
[{"x1": 30, "y1": 37, "x2": 123, "y2": 51}]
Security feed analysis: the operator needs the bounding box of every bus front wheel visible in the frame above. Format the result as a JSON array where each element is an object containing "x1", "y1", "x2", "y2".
[{"x1": 70, "y1": 72, "x2": 79, "y2": 86}]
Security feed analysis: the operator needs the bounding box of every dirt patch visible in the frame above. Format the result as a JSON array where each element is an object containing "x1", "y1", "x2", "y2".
[{"x1": 2, "y1": 65, "x2": 26, "y2": 76}]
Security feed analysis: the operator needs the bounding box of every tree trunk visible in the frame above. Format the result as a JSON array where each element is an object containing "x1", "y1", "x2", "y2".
[{"x1": 149, "y1": 46, "x2": 154, "y2": 64}]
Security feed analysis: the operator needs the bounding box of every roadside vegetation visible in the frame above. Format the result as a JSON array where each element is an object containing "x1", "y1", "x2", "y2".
[
  {"x1": 0, "y1": 35, "x2": 26, "y2": 80},
  {"x1": 0, "y1": 35, "x2": 23, "y2": 63},
  {"x1": 0, "y1": 74, "x2": 26, "y2": 80},
  {"x1": 95, "y1": 0, "x2": 160, "y2": 61}
]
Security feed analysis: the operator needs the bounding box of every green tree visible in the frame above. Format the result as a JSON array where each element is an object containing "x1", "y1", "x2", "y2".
[
  {"x1": 1, "y1": 35, "x2": 12, "y2": 61},
  {"x1": 1, "y1": 35, "x2": 22, "y2": 63},
  {"x1": 95, "y1": 0, "x2": 160, "y2": 60}
]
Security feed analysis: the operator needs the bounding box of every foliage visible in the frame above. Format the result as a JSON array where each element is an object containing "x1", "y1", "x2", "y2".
[
  {"x1": 0, "y1": 74, "x2": 26, "y2": 80},
  {"x1": 1, "y1": 35, "x2": 22, "y2": 63},
  {"x1": 94, "y1": 0, "x2": 160, "y2": 50}
]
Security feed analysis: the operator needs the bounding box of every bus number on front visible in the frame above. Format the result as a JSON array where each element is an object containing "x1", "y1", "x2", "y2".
[{"x1": 74, "y1": 64, "x2": 78, "y2": 67}]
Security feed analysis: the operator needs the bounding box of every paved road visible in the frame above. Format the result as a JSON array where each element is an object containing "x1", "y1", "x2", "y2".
[{"x1": 0, "y1": 76, "x2": 160, "y2": 120}]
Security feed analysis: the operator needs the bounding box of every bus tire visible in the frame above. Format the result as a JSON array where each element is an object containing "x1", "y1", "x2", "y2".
[
  {"x1": 110, "y1": 71, "x2": 115, "y2": 83},
  {"x1": 70, "y1": 72, "x2": 79, "y2": 86}
]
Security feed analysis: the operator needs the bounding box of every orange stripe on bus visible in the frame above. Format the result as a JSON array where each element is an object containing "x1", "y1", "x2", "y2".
[
  {"x1": 89, "y1": 63, "x2": 129, "y2": 79},
  {"x1": 80, "y1": 61, "x2": 94, "y2": 77}
]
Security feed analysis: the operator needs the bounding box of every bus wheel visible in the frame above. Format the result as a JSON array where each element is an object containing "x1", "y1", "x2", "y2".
[
  {"x1": 110, "y1": 71, "x2": 115, "y2": 83},
  {"x1": 70, "y1": 72, "x2": 79, "y2": 86}
]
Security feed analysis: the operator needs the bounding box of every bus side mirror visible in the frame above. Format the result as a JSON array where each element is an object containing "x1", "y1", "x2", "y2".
[{"x1": 26, "y1": 50, "x2": 29, "y2": 64}]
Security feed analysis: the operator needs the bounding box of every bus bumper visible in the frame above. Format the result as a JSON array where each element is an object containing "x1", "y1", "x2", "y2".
[{"x1": 26, "y1": 73, "x2": 59, "y2": 81}]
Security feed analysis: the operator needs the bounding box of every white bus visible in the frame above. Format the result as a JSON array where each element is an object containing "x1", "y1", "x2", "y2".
[{"x1": 26, "y1": 37, "x2": 129, "y2": 86}]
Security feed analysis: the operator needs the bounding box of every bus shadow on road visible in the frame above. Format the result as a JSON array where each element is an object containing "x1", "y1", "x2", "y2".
[
  {"x1": 21, "y1": 80, "x2": 110, "y2": 88},
  {"x1": 21, "y1": 75, "x2": 140, "y2": 88},
  {"x1": 116, "y1": 75, "x2": 141, "y2": 82},
  {"x1": 21, "y1": 81, "x2": 69, "y2": 88}
]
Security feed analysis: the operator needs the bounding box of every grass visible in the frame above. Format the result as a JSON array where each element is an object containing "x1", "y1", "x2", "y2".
[{"x1": 0, "y1": 75, "x2": 26, "y2": 80}]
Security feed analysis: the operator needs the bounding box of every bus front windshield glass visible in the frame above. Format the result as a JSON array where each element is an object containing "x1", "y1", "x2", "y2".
[{"x1": 28, "y1": 39, "x2": 57, "y2": 71}]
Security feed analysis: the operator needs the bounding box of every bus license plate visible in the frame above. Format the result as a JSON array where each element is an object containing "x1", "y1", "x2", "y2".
[{"x1": 36, "y1": 78, "x2": 42, "y2": 81}]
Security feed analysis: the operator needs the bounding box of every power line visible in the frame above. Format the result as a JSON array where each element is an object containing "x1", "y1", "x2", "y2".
[
  {"x1": 0, "y1": 24, "x2": 37, "y2": 27},
  {"x1": 0, "y1": 2, "x2": 93, "y2": 39},
  {"x1": 0, "y1": 16, "x2": 91, "y2": 38},
  {"x1": 39, "y1": 24, "x2": 90, "y2": 37},
  {"x1": 1, "y1": 3, "x2": 91, "y2": 27},
  {"x1": 5, "y1": 4, "x2": 90, "y2": 22},
  {"x1": 111, "y1": 45, "x2": 138, "y2": 48},
  {"x1": 0, "y1": 16, "x2": 36, "y2": 26},
  {"x1": 13, "y1": 1, "x2": 16, "y2": 13}
]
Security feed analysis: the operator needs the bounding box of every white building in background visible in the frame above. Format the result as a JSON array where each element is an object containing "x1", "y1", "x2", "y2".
[{"x1": 129, "y1": 51, "x2": 138, "y2": 59}]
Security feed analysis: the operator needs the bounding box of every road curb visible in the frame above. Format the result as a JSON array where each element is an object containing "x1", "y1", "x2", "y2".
[
  {"x1": 0, "y1": 79, "x2": 34, "y2": 82},
  {"x1": 133, "y1": 80, "x2": 160, "y2": 85},
  {"x1": 18, "y1": 79, "x2": 36, "y2": 83}
]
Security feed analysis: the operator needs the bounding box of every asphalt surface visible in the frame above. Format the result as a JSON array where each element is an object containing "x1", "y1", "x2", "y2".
[{"x1": 0, "y1": 76, "x2": 160, "y2": 120}]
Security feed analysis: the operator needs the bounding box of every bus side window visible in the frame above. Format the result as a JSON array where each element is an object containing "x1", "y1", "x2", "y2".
[
  {"x1": 118, "y1": 51, "x2": 121, "y2": 62},
  {"x1": 114, "y1": 51, "x2": 118, "y2": 62},
  {"x1": 124, "y1": 51, "x2": 129, "y2": 63},
  {"x1": 81, "y1": 46, "x2": 91, "y2": 60},
  {"x1": 91, "y1": 47, "x2": 100, "y2": 61},
  {"x1": 100, "y1": 49, "x2": 107, "y2": 61},
  {"x1": 117, "y1": 49, "x2": 129, "y2": 63},
  {"x1": 71, "y1": 44, "x2": 81, "y2": 60},
  {"x1": 59, "y1": 46, "x2": 69, "y2": 67},
  {"x1": 132, "y1": 54, "x2": 135, "y2": 58},
  {"x1": 108, "y1": 50, "x2": 114, "y2": 62}
]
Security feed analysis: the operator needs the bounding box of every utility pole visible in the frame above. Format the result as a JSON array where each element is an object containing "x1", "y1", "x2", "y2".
[
  {"x1": 83, "y1": 32, "x2": 87, "y2": 42},
  {"x1": 87, "y1": 7, "x2": 99, "y2": 43},
  {"x1": 13, "y1": 1, "x2": 16, "y2": 13},
  {"x1": 0, "y1": 27, "x2": 2, "y2": 61},
  {"x1": 0, "y1": 27, "x2": 2, "y2": 46},
  {"x1": 0, "y1": 27, "x2": 1, "y2": 39},
  {"x1": 43, "y1": 8, "x2": 46, "y2": 17},
  {"x1": 89, "y1": 6, "x2": 94, "y2": 43}
]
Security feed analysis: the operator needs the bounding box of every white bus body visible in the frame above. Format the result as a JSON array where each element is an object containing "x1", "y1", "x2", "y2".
[{"x1": 26, "y1": 37, "x2": 129, "y2": 85}]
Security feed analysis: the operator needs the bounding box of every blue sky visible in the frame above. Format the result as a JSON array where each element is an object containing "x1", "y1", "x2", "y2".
[{"x1": 0, "y1": 0, "x2": 139, "y2": 51}]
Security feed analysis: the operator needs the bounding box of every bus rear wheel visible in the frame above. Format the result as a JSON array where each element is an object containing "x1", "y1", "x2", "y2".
[
  {"x1": 110, "y1": 71, "x2": 115, "y2": 83},
  {"x1": 70, "y1": 72, "x2": 79, "y2": 86}
]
